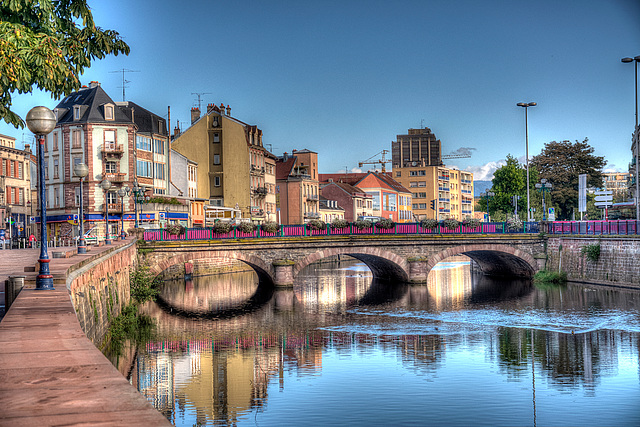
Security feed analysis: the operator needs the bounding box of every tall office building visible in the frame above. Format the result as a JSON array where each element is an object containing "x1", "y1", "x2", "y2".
[{"x1": 392, "y1": 127, "x2": 442, "y2": 169}]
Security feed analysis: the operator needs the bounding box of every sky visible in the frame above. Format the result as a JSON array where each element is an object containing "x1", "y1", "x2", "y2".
[{"x1": 3, "y1": 0, "x2": 640, "y2": 181}]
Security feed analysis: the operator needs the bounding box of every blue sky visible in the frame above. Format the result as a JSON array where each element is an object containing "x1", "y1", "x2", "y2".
[{"x1": 3, "y1": 0, "x2": 640, "y2": 180}]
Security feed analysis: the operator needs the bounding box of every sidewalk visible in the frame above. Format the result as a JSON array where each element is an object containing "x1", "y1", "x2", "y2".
[{"x1": 0, "y1": 239, "x2": 171, "y2": 426}]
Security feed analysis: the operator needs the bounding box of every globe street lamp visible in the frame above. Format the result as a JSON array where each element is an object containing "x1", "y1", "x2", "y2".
[
  {"x1": 482, "y1": 191, "x2": 495, "y2": 222},
  {"x1": 535, "y1": 179, "x2": 552, "y2": 221},
  {"x1": 132, "y1": 180, "x2": 142, "y2": 228},
  {"x1": 117, "y1": 187, "x2": 130, "y2": 240},
  {"x1": 621, "y1": 56, "x2": 640, "y2": 220},
  {"x1": 517, "y1": 102, "x2": 536, "y2": 222},
  {"x1": 26, "y1": 106, "x2": 57, "y2": 290},
  {"x1": 73, "y1": 162, "x2": 89, "y2": 254},
  {"x1": 101, "y1": 179, "x2": 112, "y2": 244}
]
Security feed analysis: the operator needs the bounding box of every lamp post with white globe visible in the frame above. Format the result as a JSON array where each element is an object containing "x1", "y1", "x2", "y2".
[
  {"x1": 101, "y1": 179, "x2": 112, "y2": 244},
  {"x1": 73, "y1": 162, "x2": 89, "y2": 254},
  {"x1": 117, "y1": 187, "x2": 130, "y2": 240},
  {"x1": 26, "y1": 106, "x2": 57, "y2": 290}
]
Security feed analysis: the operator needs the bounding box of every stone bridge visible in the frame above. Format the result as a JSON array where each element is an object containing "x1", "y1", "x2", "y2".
[{"x1": 141, "y1": 234, "x2": 546, "y2": 287}]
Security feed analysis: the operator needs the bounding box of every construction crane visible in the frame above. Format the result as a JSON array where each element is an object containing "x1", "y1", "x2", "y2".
[
  {"x1": 442, "y1": 152, "x2": 472, "y2": 160},
  {"x1": 359, "y1": 150, "x2": 390, "y2": 172}
]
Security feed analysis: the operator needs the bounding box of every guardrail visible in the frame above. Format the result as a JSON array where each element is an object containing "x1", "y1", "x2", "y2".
[{"x1": 546, "y1": 220, "x2": 639, "y2": 235}]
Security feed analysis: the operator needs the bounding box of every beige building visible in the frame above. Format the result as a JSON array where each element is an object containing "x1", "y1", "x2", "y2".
[
  {"x1": 602, "y1": 172, "x2": 630, "y2": 199},
  {"x1": 0, "y1": 134, "x2": 33, "y2": 240},
  {"x1": 276, "y1": 149, "x2": 320, "y2": 224},
  {"x1": 172, "y1": 104, "x2": 275, "y2": 222}
]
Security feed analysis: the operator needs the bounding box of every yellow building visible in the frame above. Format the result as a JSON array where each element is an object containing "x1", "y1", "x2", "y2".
[{"x1": 172, "y1": 104, "x2": 274, "y2": 221}]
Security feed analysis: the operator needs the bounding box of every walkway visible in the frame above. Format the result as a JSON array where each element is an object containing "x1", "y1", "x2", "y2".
[{"x1": 0, "y1": 240, "x2": 171, "y2": 426}]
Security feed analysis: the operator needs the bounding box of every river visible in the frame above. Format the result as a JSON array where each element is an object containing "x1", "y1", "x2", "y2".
[{"x1": 123, "y1": 256, "x2": 640, "y2": 426}]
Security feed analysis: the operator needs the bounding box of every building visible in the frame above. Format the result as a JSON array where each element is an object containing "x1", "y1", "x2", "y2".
[
  {"x1": 276, "y1": 150, "x2": 319, "y2": 225},
  {"x1": 319, "y1": 172, "x2": 412, "y2": 222},
  {"x1": 392, "y1": 127, "x2": 442, "y2": 169},
  {"x1": 0, "y1": 134, "x2": 33, "y2": 240},
  {"x1": 44, "y1": 81, "x2": 171, "y2": 240},
  {"x1": 602, "y1": 172, "x2": 630, "y2": 199},
  {"x1": 319, "y1": 197, "x2": 345, "y2": 223},
  {"x1": 319, "y1": 181, "x2": 373, "y2": 222},
  {"x1": 172, "y1": 103, "x2": 275, "y2": 223},
  {"x1": 170, "y1": 149, "x2": 204, "y2": 227}
]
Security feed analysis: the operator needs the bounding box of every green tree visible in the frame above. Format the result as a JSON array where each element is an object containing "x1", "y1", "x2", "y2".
[
  {"x1": 484, "y1": 154, "x2": 539, "y2": 219},
  {"x1": 1, "y1": 0, "x2": 130, "y2": 128},
  {"x1": 530, "y1": 139, "x2": 605, "y2": 220}
]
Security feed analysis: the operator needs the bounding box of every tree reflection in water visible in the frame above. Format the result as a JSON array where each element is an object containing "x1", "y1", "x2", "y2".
[{"x1": 126, "y1": 256, "x2": 640, "y2": 427}]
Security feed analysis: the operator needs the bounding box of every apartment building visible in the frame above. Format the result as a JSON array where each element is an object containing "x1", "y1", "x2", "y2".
[
  {"x1": 276, "y1": 150, "x2": 319, "y2": 224},
  {"x1": 0, "y1": 134, "x2": 33, "y2": 239}
]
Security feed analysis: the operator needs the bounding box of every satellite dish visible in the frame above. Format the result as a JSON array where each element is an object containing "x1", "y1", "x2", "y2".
[{"x1": 412, "y1": 162, "x2": 417, "y2": 166}]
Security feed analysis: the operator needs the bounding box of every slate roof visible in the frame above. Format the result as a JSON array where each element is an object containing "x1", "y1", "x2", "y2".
[
  {"x1": 54, "y1": 85, "x2": 132, "y2": 125},
  {"x1": 118, "y1": 102, "x2": 167, "y2": 136}
]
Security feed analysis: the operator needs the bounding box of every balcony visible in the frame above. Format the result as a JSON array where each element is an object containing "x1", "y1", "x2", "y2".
[
  {"x1": 103, "y1": 172, "x2": 126, "y2": 182},
  {"x1": 439, "y1": 186, "x2": 450, "y2": 192},
  {"x1": 439, "y1": 198, "x2": 450, "y2": 202},
  {"x1": 307, "y1": 194, "x2": 319, "y2": 201},
  {"x1": 304, "y1": 211, "x2": 320, "y2": 219},
  {"x1": 461, "y1": 189, "x2": 472, "y2": 194},
  {"x1": 438, "y1": 175, "x2": 450, "y2": 181},
  {"x1": 105, "y1": 203, "x2": 123, "y2": 212},
  {"x1": 101, "y1": 144, "x2": 124, "y2": 158},
  {"x1": 250, "y1": 165, "x2": 265, "y2": 176},
  {"x1": 253, "y1": 187, "x2": 268, "y2": 198}
]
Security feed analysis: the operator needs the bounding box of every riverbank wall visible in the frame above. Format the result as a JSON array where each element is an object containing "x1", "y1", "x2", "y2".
[{"x1": 546, "y1": 236, "x2": 640, "y2": 287}]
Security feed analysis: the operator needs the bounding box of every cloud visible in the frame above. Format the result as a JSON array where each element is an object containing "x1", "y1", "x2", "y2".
[
  {"x1": 447, "y1": 147, "x2": 477, "y2": 157},
  {"x1": 464, "y1": 160, "x2": 506, "y2": 181}
]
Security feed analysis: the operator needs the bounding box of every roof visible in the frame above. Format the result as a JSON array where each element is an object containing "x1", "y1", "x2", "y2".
[
  {"x1": 320, "y1": 172, "x2": 411, "y2": 194},
  {"x1": 322, "y1": 181, "x2": 371, "y2": 198},
  {"x1": 276, "y1": 157, "x2": 297, "y2": 180},
  {"x1": 367, "y1": 172, "x2": 412, "y2": 194},
  {"x1": 319, "y1": 173, "x2": 366, "y2": 186},
  {"x1": 118, "y1": 102, "x2": 167, "y2": 136},
  {"x1": 54, "y1": 85, "x2": 133, "y2": 125}
]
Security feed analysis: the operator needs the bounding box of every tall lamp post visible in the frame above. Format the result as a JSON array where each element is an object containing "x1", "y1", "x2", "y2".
[
  {"x1": 482, "y1": 191, "x2": 495, "y2": 222},
  {"x1": 535, "y1": 179, "x2": 552, "y2": 221},
  {"x1": 117, "y1": 187, "x2": 130, "y2": 240},
  {"x1": 517, "y1": 102, "x2": 537, "y2": 222},
  {"x1": 26, "y1": 106, "x2": 57, "y2": 290},
  {"x1": 101, "y1": 179, "x2": 112, "y2": 244},
  {"x1": 621, "y1": 55, "x2": 640, "y2": 220},
  {"x1": 73, "y1": 163, "x2": 89, "y2": 254}
]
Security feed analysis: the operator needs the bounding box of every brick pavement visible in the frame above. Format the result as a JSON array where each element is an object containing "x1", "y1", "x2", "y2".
[{"x1": 0, "y1": 239, "x2": 171, "y2": 426}]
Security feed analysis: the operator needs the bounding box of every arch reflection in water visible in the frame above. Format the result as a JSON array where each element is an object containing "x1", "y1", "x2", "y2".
[{"x1": 129, "y1": 258, "x2": 640, "y2": 427}]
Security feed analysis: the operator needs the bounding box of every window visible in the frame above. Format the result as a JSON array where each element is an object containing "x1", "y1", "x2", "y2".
[
  {"x1": 213, "y1": 133, "x2": 220, "y2": 143},
  {"x1": 214, "y1": 176, "x2": 221, "y2": 187},
  {"x1": 409, "y1": 182, "x2": 418, "y2": 188},
  {"x1": 54, "y1": 187, "x2": 60, "y2": 207},
  {"x1": 72, "y1": 129, "x2": 81, "y2": 148},
  {"x1": 53, "y1": 158, "x2": 59, "y2": 179},
  {"x1": 418, "y1": 181, "x2": 426, "y2": 187},
  {"x1": 45, "y1": 165, "x2": 49, "y2": 180},
  {"x1": 105, "y1": 105, "x2": 114, "y2": 120},
  {"x1": 53, "y1": 132, "x2": 58, "y2": 150},
  {"x1": 73, "y1": 157, "x2": 82, "y2": 169},
  {"x1": 9, "y1": 160, "x2": 14, "y2": 178},
  {"x1": 105, "y1": 162, "x2": 117, "y2": 173},
  {"x1": 73, "y1": 106, "x2": 80, "y2": 120},
  {"x1": 136, "y1": 160, "x2": 152, "y2": 177},
  {"x1": 104, "y1": 130, "x2": 116, "y2": 149},
  {"x1": 1, "y1": 158, "x2": 5, "y2": 176},
  {"x1": 136, "y1": 135, "x2": 151, "y2": 151},
  {"x1": 155, "y1": 163, "x2": 165, "y2": 180},
  {"x1": 419, "y1": 203, "x2": 427, "y2": 209},
  {"x1": 18, "y1": 162, "x2": 23, "y2": 180},
  {"x1": 213, "y1": 154, "x2": 220, "y2": 165},
  {"x1": 106, "y1": 191, "x2": 117, "y2": 205},
  {"x1": 19, "y1": 188, "x2": 23, "y2": 205},
  {"x1": 75, "y1": 187, "x2": 81, "y2": 206},
  {"x1": 154, "y1": 138, "x2": 165, "y2": 154}
]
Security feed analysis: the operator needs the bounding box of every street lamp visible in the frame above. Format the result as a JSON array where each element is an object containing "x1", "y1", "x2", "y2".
[
  {"x1": 73, "y1": 162, "x2": 89, "y2": 254},
  {"x1": 101, "y1": 179, "x2": 112, "y2": 244},
  {"x1": 117, "y1": 187, "x2": 130, "y2": 240},
  {"x1": 535, "y1": 179, "x2": 552, "y2": 221},
  {"x1": 482, "y1": 191, "x2": 495, "y2": 222},
  {"x1": 621, "y1": 55, "x2": 640, "y2": 220},
  {"x1": 517, "y1": 102, "x2": 537, "y2": 222},
  {"x1": 26, "y1": 106, "x2": 57, "y2": 290}
]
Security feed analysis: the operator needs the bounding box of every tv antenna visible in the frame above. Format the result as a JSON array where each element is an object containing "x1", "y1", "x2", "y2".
[
  {"x1": 110, "y1": 68, "x2": 140, "y2": 101},
  {"x1": 192, "y1": 92, "x2": 211, "y2": 111}
]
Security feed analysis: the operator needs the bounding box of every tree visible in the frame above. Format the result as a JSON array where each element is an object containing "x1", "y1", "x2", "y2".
[
  {"x1": 0, "y1": 0, "x2": 130, "y2": 128},
  {"x1": 483, "y1": 154, "x2": 539, "y2": 219},
  {"x1": 530, "y1": 139, "x2": 605, "y2": 220}
]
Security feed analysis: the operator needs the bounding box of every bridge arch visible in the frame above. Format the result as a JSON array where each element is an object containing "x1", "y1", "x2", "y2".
[
  {"x1": 148, "y1": 250, "x2": 275, "y2": 284},
  {"x1": 426, "y1": 244, "x2": 537, "y2": 278},
  {"x1": 294, "y1": 247, "x2": 409, "y2": 282}
]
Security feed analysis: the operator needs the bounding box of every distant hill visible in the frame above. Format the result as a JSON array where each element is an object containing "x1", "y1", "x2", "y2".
[{"x1": 473, "y1": 181, "x2": 492, "y2": 197}]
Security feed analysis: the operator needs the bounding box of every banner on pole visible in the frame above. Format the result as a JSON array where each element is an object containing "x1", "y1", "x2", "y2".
[{"x1": 578, "y1": 174, "x2": 587, "y2": 212}]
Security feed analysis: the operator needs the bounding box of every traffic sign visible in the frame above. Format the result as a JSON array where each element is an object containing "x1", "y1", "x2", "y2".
[{"x1": 594, "y1": 195, "x2": 613, "y2": 202}]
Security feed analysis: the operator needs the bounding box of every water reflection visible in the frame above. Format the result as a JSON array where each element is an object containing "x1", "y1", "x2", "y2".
[{"x1": 129, "y1": 258, "x2": 640, "y2": 427}]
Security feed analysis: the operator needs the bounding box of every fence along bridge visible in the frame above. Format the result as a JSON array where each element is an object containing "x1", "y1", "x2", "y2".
[{"x1": 141, "y1": 234, "x2": 546, "y2": 287}]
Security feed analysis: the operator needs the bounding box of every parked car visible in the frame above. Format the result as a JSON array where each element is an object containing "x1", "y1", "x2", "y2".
[{"x1": 74, "y1": 227, "x2": 99, "y2": 245}]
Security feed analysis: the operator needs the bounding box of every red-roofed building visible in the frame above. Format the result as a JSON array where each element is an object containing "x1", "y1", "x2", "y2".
[
  {"x1": 276, "y1": 149, "x2": 319, "y2": 224},
  {"x1": 319, "y1": 181, "x2": 373, "y2": 221}
]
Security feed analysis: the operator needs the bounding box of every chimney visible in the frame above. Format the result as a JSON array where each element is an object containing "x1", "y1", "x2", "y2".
[
  {"x1": 226, "y1": 105, "x2": 231, "y2": 116},
  {"x1": 283, "y1": 152, "x2": 288, "y2": 161},
  {"x1": 89, "y1": 81, "x2": 100, "y2": 88},
  {"x1": 220, "y1": 103, "x2": 225, "y2": 115},
  {"x1": 24, "y1": 144, "x2": 31, "y2": 154},
  {"x1": 191, "y1": 107, "x2": 200, "y2": 125},
  {"x1": 174, "y1": 124, "x2": 180, "y2": 139},
  {"x1": 207, "y1": 103, "x2": 216, "y2": 114}
]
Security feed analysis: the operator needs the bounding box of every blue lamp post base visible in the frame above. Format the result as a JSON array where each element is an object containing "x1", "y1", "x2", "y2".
[
  {"x1": 36, "y1": 259, "x2": 54, "y2": 290},
  {"x1": 78, "y1": 237, "x2": 87, "y2": 254}
]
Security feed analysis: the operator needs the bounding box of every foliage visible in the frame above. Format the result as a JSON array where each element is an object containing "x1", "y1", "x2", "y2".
[
  {"x1": 147, "y1": 196, "x2": 182, "y2": 205},
  {"x1": 530, "y1": 139, "x2": 606, "y2": 220},
  {"x1": 442, "y1": 218, "x2": 460, "y2": 230},
  {"x1": 306, "y1": 219, "x2": 326, "y2": 231},
  {"x1": 533, "y1": 270, "x2": 567, "y2": 286},
  {"x1": 212, "y1": 221, "x2": 232, "y2": 234},
  {"x1": 129, "y1": 259, "x2": 160, "y2": 304},
  {"x1": 260, "y1": 220, "x2": 281, "y2": 234},
  {"x1": 0, "y1": 0, "x2": 130, "y2": 128},
  {"x1": 236, "y1": 222, "x2": 257, "y2": 233},
  {"x1": 374, "y1": 218, "x2": 396, "y2": 229},
  {"x1": 581, "y1": 243, "x2": 601, "y2": 262},
  {"x1": 353, "y1": 220, "x2": 372, "y2": 230},
  {"x1": 506, "y1": 215, "x2": 523, "y2": 231},
  {"x1": 105, "y1": 304, "x2": 154, "y2": 356},
  {"x1": 330, "y1": 218, "x2": 349, "y2": 229},
  {"x1": 463, "y1": 217, "x2": 482, "y2": 229},
  {"x1": 420, "y1": 218, "x2": 439, "y2": 229},
  {"x1": 166, "y1": 223, "x2": 185, "y2": 236},
  {"x1": 488, "y1": 155, "x2": 539, "y2": 218}
]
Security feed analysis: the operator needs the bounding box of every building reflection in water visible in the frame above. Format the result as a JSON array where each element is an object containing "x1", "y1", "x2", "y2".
[{"x1": 129, "y1": 257, "x2": 640, "y2": 426}]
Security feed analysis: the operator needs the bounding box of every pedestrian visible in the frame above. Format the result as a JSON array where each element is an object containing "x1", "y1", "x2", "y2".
[{"x1": 28, "y1": 234, "x2": 35, "y2": 248}]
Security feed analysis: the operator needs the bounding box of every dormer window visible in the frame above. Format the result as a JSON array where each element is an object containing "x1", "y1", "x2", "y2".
[
  {"x1": 105, "y1": 104, "x2": 114, "y2": 121},
  {"x1": 73, "y1": 106, "x2": 80, "y2": 120}
]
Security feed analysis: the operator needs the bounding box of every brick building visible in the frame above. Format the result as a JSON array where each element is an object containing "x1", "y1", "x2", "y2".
[{"x1": 0, "y1": 134, "x2": 33, "y2": 240}]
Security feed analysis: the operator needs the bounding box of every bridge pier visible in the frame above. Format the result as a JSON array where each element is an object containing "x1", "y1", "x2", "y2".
[
  {"x1": 408, "y1": 257, "x2": 428, "y2": 284},
  {"x1": 273, "y1": 260, "x2": 295, "y2": 288}
]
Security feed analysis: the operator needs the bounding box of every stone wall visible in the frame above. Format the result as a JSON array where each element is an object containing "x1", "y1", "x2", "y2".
[
  {"x1": 67, "y1": 241, "x2": 138, "y2": 346},
  {"x1": 546, "y1": 236, "x2": 640, "y2": 286},
  {"x1": 159, "y1": 256, "x2": 252, "y2": 280}
]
